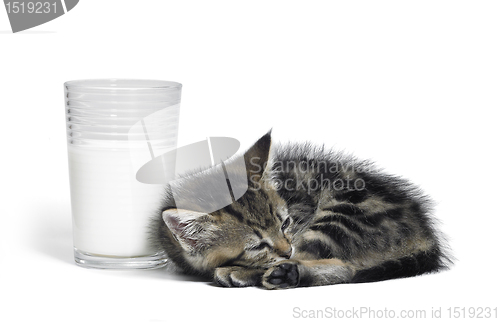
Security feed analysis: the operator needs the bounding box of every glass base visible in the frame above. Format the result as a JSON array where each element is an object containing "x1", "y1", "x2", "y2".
[{"x1": 74, "y1": 248, "x2": 168, "y2": 269}]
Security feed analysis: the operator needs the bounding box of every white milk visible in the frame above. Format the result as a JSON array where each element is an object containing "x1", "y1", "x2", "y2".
[{"x1": 68, "y1": 145, "x2": 165, "y2": 257}]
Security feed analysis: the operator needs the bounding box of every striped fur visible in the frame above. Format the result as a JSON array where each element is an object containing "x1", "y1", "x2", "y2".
[{"x1": 150, "y1": 132, "x2": 451, "y2": 289}]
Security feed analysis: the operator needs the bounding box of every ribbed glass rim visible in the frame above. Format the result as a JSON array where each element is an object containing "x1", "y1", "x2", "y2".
[{"x1": 64, "y1": 79, "x2": 182, "y2": 91}]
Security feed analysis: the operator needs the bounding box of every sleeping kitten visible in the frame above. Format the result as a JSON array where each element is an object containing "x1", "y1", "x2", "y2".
[{"x1": 150, "y1": 131, "x2": 450, "y2": 289}]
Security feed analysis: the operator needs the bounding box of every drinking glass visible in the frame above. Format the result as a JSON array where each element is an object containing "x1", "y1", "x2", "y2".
[{"x1": 64, "y1": 79, "x2": 181, "y2": 269}]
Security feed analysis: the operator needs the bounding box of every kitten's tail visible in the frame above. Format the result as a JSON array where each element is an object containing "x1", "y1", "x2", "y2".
[{"x1": 351, "y1": 246, "x2": 450, "y2": 283}]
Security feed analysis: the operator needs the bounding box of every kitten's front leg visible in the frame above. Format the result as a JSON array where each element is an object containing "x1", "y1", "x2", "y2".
[
  {"x1": 262, "y1": 259, "x2": 356, "y2": 289},
  {"x1": 214, "y1": 266, "x2": 266, "y2": 287}
]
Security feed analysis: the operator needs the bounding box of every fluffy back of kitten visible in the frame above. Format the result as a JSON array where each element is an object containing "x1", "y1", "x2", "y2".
[{"x1": 150, "y1": 132, "x2": 451, "y2": 289}]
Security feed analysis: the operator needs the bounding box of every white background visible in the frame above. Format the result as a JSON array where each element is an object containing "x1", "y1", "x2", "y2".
[{"x1": 1, "y1": 1, "x2": 499, "y2": 321}]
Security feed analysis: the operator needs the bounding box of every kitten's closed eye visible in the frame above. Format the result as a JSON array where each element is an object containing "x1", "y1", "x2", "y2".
[
  {"x1": 248, "y1": 242, "x2": 272, "y2": 251},
  {"x1": 281, "y1": 217, "x2": 291, "y2": 231}
]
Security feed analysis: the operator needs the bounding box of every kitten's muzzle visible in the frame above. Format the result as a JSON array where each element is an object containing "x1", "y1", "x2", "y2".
[
  {"x1": 274, "y1": 239, "x2": 293, "y2": 259},
  {"x1": 278, "y1": 247, "x2": 292, "y2": 259}
]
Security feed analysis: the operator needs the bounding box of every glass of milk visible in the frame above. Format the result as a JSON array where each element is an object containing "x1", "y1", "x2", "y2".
[{"x1": 64, "y1": 79, "x2": 181, "y2": 269}]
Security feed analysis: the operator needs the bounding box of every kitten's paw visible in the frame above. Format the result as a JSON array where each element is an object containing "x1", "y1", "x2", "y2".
[
  {"x1": 214, "y1": 266, "x2": 264, "y2": 287},
  {"x1": 262, "y1": 261, "x2": 300, "y2": 290}
]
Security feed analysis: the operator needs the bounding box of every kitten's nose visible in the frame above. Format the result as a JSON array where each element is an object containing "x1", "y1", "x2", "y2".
[
  {"x1": 275, "y1": 239, "x2": 293, "y2": 259},
  {"x1": 279, "y1": 247, "x2": 292, "y2": 259}
]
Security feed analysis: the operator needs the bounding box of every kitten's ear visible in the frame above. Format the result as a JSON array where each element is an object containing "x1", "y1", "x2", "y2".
[
  {"x1": 244, "y1": 129, "x2": 272, "y2": 180},
  {"x1": 162, "y1": 209, "x2": 213, "y2": 251}
]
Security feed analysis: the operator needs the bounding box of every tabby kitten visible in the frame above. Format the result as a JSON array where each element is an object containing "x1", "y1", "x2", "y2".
[{"x1": 150, "y1": 132, "x2": 450, "y2": 289}]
